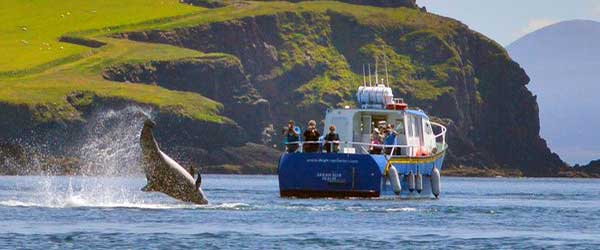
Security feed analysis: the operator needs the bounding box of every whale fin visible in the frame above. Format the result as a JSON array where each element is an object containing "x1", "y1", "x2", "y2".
[{"x1": 195, "y1": 171, "x2": 202, "y2": 189}]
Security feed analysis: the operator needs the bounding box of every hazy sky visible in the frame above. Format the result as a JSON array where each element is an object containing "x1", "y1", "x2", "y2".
[{"x1": 417, "y1": 0, "x2": 600, "y2": 45}]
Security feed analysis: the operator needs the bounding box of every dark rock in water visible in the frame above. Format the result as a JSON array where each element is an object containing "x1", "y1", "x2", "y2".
[{"x1": 563, "y1": 159, "x2": 600, "y2": 178}]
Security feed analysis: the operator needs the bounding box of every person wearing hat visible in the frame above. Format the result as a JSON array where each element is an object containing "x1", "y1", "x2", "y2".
[
  {"x1": 303, "y1": 120, "x2": 321, "y2": 153},
  {"x1": 324, "y1": 125, "x2": 340, "y2": 153},
  {"x1": 283, "y1": 120, "x2": 300, "y2": 153},
  {"x1": 384, "y1": 124, "x2": 399, "y2": 155},
  {"x1": 370, "y1": 128, "x2": 383, "y2": 154}
]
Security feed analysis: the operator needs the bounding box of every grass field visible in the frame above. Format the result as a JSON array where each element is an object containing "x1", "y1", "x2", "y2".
[
  {"x1": 0, "y1": 38, "x2": 227, "y2": 123},
  {"x1": 0, "y1": 0, "x2": 201, "y2": 72}
]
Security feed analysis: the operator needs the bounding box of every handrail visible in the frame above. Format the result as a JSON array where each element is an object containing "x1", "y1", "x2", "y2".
[
  {"x1": 429, "y1": 121, "x2": 447, "y2": 147},
  {"x1": 284, "y1": 123, "x2": 447, "y2": 157},
  {"x1": 284, "y1": 140, "x2": 447, "y2": 157}
]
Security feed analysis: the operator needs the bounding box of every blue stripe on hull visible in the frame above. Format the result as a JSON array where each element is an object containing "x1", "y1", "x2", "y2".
[{"x1": 278, "y1": 152, "x2": 445, "y2": 198}]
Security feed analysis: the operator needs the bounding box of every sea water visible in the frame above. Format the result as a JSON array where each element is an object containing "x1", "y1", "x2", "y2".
[{"x1": 0, "y1": 175, "x2": 599, "y2": 249}]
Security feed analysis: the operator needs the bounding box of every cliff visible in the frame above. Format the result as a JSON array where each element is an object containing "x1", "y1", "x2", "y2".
[
  {"x1": 113, "y1": 4, "x2": 564, "y2": 176},
  {"x1": 0, "y1": 1, "x2": 565, "y2": 176}
]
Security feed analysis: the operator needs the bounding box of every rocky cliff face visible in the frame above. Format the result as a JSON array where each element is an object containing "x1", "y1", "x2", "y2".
[
  {"x1": 102, "y1": 56, "x2": 272, "y2": 142},
  {"x1": 0, "y1": 92, "x2": 263, "y2": 175},
  {"x1": 112, "y1": 8, "x2": 565, "y2": 176}
]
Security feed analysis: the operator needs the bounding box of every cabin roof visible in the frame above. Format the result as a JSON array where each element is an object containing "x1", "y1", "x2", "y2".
[
  {"x1": 327, "y1": 108, "x2": 430, "y2": 119},
  {"x1": 406, "y1": 109, "x2": 429, "y2": 118}
]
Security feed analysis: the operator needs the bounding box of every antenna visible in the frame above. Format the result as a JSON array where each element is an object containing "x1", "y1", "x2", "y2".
[
  {"x1": 368, "y1": 64, "x2": 372, "y2": 87},
  {"x1": 375, "y1": 57, "x2": 379, "y2": 85},
  {"x1": 362, "y1": 64, "x2": 366, "y2": 86},
  {"x1": 383, "y1": 50, "x2": 390, "y2": 87}
]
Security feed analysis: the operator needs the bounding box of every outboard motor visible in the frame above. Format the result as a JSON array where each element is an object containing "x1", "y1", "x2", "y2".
[
  {"x1": 407, "y1": 172, "x2": 415, "y2": 193},
  {"x1": 416, "y1": 170, "x2": 423, "y2": 193},
  {"x1": 431, "y1": 167, "x2": 441, "y2": 198}
]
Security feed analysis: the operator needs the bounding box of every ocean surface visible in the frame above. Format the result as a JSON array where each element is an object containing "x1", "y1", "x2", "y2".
[{"x1": 0, "y1": 175, "x2": 599, "y2": 249}]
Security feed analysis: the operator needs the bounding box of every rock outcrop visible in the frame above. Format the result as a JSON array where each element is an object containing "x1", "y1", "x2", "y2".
[{"x1": 103, "y1": 56, "x2": 272, "y2": 142}]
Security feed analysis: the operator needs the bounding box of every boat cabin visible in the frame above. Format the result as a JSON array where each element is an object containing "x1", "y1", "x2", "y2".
[{"x1": 323, "y1": 108, "x2": 438, "y2": 156}]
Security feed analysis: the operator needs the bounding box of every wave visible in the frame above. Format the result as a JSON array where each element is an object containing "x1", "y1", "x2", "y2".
[
  {"x1": 0, "y1": 199, "x2": 252, "y2": 211},
  {"x1": 259, "y1": 204, "x2": 419, "y2": 213}
]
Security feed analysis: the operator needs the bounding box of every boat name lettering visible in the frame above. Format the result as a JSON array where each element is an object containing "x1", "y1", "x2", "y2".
[
  {"x1": 316, "y1": 172, "x2": 343, "y2": 182},
  {"x1": 306, "y1": 159, "x2": 359, "y2": 164}
]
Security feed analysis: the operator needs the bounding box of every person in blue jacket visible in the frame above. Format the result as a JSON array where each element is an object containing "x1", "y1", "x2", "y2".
[{"x1": 384, "y1": 124, "x2": 398, "y2": 155}]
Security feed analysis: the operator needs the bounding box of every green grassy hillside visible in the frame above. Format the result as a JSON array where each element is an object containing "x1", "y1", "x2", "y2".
[
  {"x1": 0, "y1": 0, "x2": 200, "y2": 73},
  {"x1": 0, "y1": 1, "x2": 235, "y2": 124},
  {"x1": 0, "y1": 0, "x2": 456, "y2": 124}
]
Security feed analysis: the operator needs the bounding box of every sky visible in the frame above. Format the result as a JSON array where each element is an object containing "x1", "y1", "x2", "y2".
[{"x1": 417, "y1": 0, "x2": 600, "y2": 45}]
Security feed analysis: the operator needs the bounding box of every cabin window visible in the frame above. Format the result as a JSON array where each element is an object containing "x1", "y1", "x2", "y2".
[
  {"x1": 395, "y1": 119, "x2": 405, "y2": 135},
  {"x1": 406, "y1": 116, "x2": 414, "y2": 137},
  {"x1": 414, "y1": 117, "x2": 422, "y2": 139},
  {"x1": 360, "y1": 115, "x2": 372, "y2": 134},
  {"x1": 425, "y1": 121, "x2": 433, "y2": 135}
]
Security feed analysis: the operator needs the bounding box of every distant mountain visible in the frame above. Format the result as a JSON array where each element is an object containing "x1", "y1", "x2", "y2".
[{"x1": 507, "y1": 20, "x2": 600, "y2": 165}]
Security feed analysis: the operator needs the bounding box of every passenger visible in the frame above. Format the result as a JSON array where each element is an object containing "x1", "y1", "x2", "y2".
[
  {"x1": 384, "y1": 124, "x2": 398, "y2": 155},
  {"x1": 303, "y1": 120, "x2": 321, "y2": 153},
  {"x1": 324, "y1": 125, "x2": 340, "y2": 153},
  {"x1": 369, "y1": 128, "x2": 383, "y2": 154},
  {"x1": 378, "y1": 125, "x2": 386, "y2": 139},
  {"x1": 283, "y1": 120, "x2": 300, "y2": 153}
]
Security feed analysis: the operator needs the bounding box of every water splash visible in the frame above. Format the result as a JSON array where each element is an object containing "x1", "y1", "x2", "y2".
[
  {"x1": 77, "y1": 106, "x2": 152, "y2": 176},
  {"x1": 28, "y1": 106, "x2": 160, "y2": 208}
]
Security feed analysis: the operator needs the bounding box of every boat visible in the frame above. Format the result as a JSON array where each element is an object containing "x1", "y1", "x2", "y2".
[{"x1": 278, "y1": 62, "x2": 447, "y2": 198}]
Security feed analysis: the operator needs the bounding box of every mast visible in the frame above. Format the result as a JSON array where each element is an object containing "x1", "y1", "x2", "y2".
[
  {"x1": 362, "y1": 64, "x2": 366, "y2": 86},
  {"x1": 384, "y1": 50, "x2": 390, "y2": 87},
  {"x1": 375, "y1": 57, "x2": 379, "y2": 85},
  {"x1": 368, "y1": 64, "x2": 372, "y2": 87}
]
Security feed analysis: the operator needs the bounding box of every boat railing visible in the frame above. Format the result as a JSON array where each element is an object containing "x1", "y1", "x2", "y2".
[
  {"x1": 284, "y1": 123, "x2": 447, "y2": 158},
  {"x1": 430, "y1": 121, "x2": 447, "y2": 147},
  {"x1": 285, "y1": 140, "x2": 447, "y2": 157}
]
